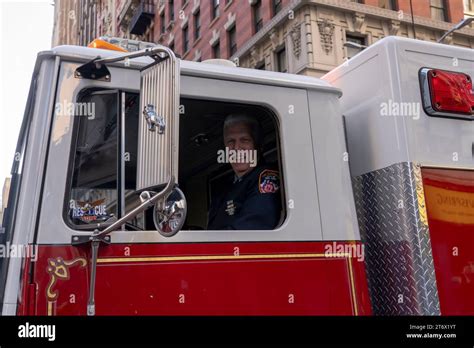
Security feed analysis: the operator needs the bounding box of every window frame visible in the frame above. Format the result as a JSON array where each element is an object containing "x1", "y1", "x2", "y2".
[
  {"x1": 64, "y1": 89, "x2": 291, "y2": 234},
  {"x1": 345, "y1": 33, "x2": 367, "y2": 59},
  {"x1": 63, "y1": 88, "x2": 140, "y2": 231},
  {"x1": 183, "y1": 24, "x2": 189, "y2": 53},
  {"x1": 378, "y1": 0, "x2": 397, "y2": 10},
  {"x1": 141, "y1": 74, "x2": 321, "y2": 242},
  {"x1": 194, "y1": 9, "x2": 201, "y2": 40},
  {"x1": 169, "y1": 0, "x2": 175, "y2": 22},
  {"x1": 212, "y1": 41, "x2": 221, "y2": 58},
  {"x1": 47, "y1": 62, "x2": 324, "y2": 244},
  {"x1": 464, "y1": 0, "x2": 473, "y2": 12},
  {"x1": 275, "y1": 46, "x2": 287, "y2": 73},
  {"x1": 211, "y1": 0, "x2": 220, "y2": 19},
  {"x1": 228, "y1": 25, "x2": 237, "y2": 56},
  {"x1": 179, "y1": 97, "x2": 286, "y2": 231},
  {"x1": 272, "y1": 0, "x2": 282, "y2": 17},
  {"x1": 430, "y1": 0, "x2": 448, "y2": 21},
  {"x1": 160, "y1": 12, "x2": 166, "y2": 34},
  {"x1": 253, "y1": 0, "x2": 263, "y2": 33}
]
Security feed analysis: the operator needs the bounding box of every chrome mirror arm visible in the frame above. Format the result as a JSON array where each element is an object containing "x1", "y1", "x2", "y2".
[
  {"x1": 97, "y1": 176, "x2": 175, "y2": 238},
  {"x1": 75, "y1": 45, "x2": 178, "y2": 81},
  {"x1": 71, "y1": 175, "x2": 175, "y2": 316}
]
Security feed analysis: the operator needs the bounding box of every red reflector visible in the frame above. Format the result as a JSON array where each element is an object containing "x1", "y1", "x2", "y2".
[{"x1": 428, "y1": 69, "x2": 474, "y2": 115}]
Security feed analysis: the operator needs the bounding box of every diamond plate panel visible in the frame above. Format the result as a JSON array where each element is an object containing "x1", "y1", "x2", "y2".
[{"x1": 352, "y1": 162, "x2": 440, "y2": 315}]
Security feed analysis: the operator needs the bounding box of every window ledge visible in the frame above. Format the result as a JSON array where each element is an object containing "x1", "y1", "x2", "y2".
[
  {"x1": 166, "y1": 20, "x2": 175, "y2": 30},
  {"x1": 181, "y1": 0, "x2": 189, "y2": 11},
  {"x1": 209, "y1": 15, "x2": 220, "y2": 28},
  {"x1": 224, "y1": 0, "x2": 233, "y2": 10},
  {"x1": 193, "y1": 36, "x2": 202, "y2": 47}
]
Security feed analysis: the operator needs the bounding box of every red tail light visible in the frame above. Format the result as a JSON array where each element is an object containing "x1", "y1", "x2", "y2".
[{"x1": 420, "y1": 68, "x2": 474, "y2": 120}]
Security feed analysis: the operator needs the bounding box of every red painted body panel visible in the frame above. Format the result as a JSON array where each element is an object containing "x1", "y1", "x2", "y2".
[
  {"x1": 24, "y1": 242, "x2": 372, "y2": 316},
  {"x1": 422, "y1": 167, "x2": 474, "y2": 315}
]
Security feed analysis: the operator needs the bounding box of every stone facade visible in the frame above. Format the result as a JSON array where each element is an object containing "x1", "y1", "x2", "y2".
[
  {"x1": 52, "y1": 0, "x2": 80, "y2": 46},
  {"x1": 52, "y1": 0, "x2": 474, "y2": 77},
  {"x1": 236, "y1": 0, "x2": 474, "y2": 77}
]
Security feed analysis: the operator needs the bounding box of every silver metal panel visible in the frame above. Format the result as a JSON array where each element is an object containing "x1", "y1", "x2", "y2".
[
  {"x1": 137, "y1": 55, "x2": 180, "y2": 190},
  {"x1": 322, "y1": 38, "x2": 409, "y2": 177},
  {"x1": 43, "y1": 46, "x2": 341, "y2": 95},
  {"x1": 3, "y1": 57, "x2": 60, "y2": 315},
  {"x1": 36, "y1": 62, "x2": 141, "y2": 245},
  {"x1": 307, "y1": 90, "x2": 360, "y2": 241},
  {"x1": 399, "y1": 45, "x2": 474, "y2": 169},
  {"x1": 323, "y1": 36, "x2": 474, "y2": 177},
  {"x1": 37, "y1": 70, "x2": 324, "y2": 244},
  {"x1": 352, "y1": 162, "x2": 440, "y2": 315},
  {"x1": 107, "y1": 75, "x2": 324, "y2": 243}
]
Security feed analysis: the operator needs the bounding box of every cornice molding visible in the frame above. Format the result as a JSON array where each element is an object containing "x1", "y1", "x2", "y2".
[
  {"x1": 231, "y1": 0, "x2": 303, "y2": 60},
  {"x1": 232, "y1": 0, "x2": 474, "y2": 60},
  {"x1": 310, "y1": 0, "x2": 474, "y2": 36}
]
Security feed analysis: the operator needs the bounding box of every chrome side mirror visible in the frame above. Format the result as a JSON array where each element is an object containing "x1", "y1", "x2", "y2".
[{"x1": 153, "y1": 187, "x2": 187, "y2": 237}]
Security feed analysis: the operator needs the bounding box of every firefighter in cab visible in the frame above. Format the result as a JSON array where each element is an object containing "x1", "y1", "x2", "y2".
[{"x1": 208, "y1": 114, "x2": 281, "y2": 230}]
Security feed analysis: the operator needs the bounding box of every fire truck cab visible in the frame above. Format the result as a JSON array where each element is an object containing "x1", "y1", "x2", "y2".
[{"x1": 1, "y1": 40, "x2": 370, "y2": 315}]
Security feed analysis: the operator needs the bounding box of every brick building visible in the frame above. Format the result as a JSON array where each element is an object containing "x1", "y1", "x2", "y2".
[{"x1": 53, "y1": 0, "x2": 474, "y2": 76}]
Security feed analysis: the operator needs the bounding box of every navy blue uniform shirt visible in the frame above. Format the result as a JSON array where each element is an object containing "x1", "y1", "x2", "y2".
[{"x1": 207, "y1": 165, "x2": 281, "y2": 230}]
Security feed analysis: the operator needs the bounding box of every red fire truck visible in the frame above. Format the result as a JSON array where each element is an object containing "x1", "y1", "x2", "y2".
[{"x1": 0, "y1": 34, "x2": 472, "y2": 316}]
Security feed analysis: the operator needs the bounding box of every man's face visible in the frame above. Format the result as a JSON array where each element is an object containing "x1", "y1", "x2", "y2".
[{"x1": 223, "y1": 122, "x2": 255, "y2": 177}]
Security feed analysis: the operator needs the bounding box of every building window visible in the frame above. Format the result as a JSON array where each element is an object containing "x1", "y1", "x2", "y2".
[
  {"x1": 169, "y1": 0, "x2": 175, "y2": 22},
  {"x1": 253, "y1": 0, "x2": 263, "y2": 33},
  {"x1": 276, "y1": 47, "x2": 287, "y2": 72},
  {"x1": 160, "y1": 12, "x2": 166, "y2": 34},
  {"x1": 464, "y1": 0, "x2": 474, "y2": 27},
  {"x1": 213, "y1": 41, "x2": 220, "y2": 58},
  {"x1": 430, "y1": 0, "x2": 448, "y2": 21},
  {"x1": 212, "y1": 0, "x2": 220, "y2": 19},
  {"x1": 228, "y1": 25, "x2": 237, "y2": 56},
  {"x1": 379, "y1": 0, "x2": 397, "y2": 10},
  {"x1": 464, "y1": 0, "x2": 473, "y2": 11},
  {"x1": 345, "y1": 34, "x2": 366, "y2": 59},
  {"x1": 256, "y1": 61, "x2": 265, "y2": 70},
  {"x1": 183, "y1": 25, "x2": 189, "y2": 53},
  {"x1": 194, "y1": 10, "x2": 201, "y2": 40},
  {"x1": 272, "y1": 0, "x2": 282, "y2": 17}
]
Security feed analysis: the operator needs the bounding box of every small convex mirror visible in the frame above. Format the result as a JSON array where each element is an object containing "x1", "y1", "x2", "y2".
[{"x1": 153, "y1": 187, "x2": 187, "y2": 237}]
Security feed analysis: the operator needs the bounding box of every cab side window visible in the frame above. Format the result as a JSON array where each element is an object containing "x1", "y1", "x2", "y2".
[
  {"x1": 179, "y1": 98, "x2": 285, "y2": 230},
  {"x1": 65, "y1": 92, "x2": 285, "y2": 231},
  {"x1": 66, "y1": 91, "x2": 143, "y2": 230}
]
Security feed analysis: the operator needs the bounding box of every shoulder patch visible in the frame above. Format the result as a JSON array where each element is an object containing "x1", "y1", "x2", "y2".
[{"x1": 258, "y1": 169, "x2": 280, "y2": 194}]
